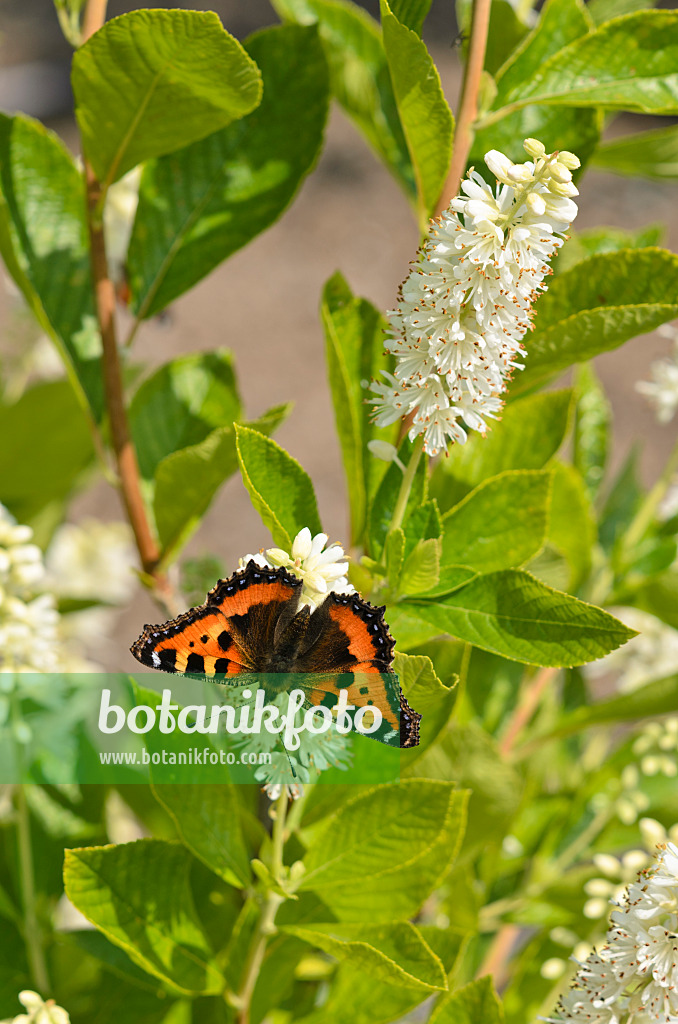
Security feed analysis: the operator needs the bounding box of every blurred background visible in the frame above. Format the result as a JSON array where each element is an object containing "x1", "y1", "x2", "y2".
[{"x1": 0, "y1": 0, "x2": 677, "y2": 668}]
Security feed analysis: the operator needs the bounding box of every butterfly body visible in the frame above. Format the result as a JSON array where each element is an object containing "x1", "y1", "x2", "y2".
[{"x1": 131, "y1": 560, "x2": 421, "y2": 747}]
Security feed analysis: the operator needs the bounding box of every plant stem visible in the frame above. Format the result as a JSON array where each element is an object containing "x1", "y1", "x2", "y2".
[
  {"x1": 81, "y1": 0, "x2": 108, "y2": 41},
  {"x1": 434, "y1": 0, "x2": 492, "y2": 217},
  {"x1": 390, "y1": 434, "x2": 425, "y2": 535},
  {"x1": 498, "y1": 667, "x2": 558, "y2": 757},
  {"x1": 453, "y1": 642, "x2": 472, "y2": 721},
  {"x1": 16, "y1": 787, "x2": 50, "y2": 994},
  {"x1": 621, "y1": 434, "x2": 678, "y2": 562},
  {"x1": 476, "y1": 923, "x2": 521, "y2": 986},
  {"x1": 233, "y1": 793, "x2": 288, "y2": 1024}
]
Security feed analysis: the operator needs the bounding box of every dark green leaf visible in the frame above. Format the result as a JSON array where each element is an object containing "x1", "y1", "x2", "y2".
[
  {"x1": 456, "y1": 0, "x2": 530, "y2": 76},
  {"x1": 599, "y1": 446, "x2": 642, "y2": 553},
  {"x1": 471, "y1": 104, "x2": 600, "y2": 175},
  {"x1": 130, "y1": 350, "x2": 242, "y2": 481},
  {"x1": 514, "y1": 248, "x2": 678, "y2": 394},
  {"x1": 440, "y1": 471, "x2": 552, "y2": 572},
  {"x1": 72, "y1": 9, "x2": 262, "y2": 186},
  {"x1": 129, "y1": 24, "x2": 328, "y2": 319},
  {"x1": 380, "y1": 0, "x2": 454, "y2": 221},
  {"x1": 429, "y1": 390, "x2": 572, "y2": 511},
  {"x1": 592, "y1": 123, "x2": 678, "y2": 180},
  {"x1": 0, "y1": 114, "x2": 102, "y2": 416},
  {"x1": 63, "y1": 839, "x2": 225, "y2": 995},
  {"x1": 390, "y1": 0, "x2": 431, "y2": 34},
  {"x1": 235, "y1": 425, "x2": 322, "y2": 548},
  {"x1": 405, "y1": 570, "x2": 636, "y2": 666}
]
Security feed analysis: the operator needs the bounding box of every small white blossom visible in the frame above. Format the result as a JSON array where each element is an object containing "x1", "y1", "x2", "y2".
[
  {"x1": 637, "y1": 336, "x2": 678, "y2": 424},
  {"x1": 368, "y1": 139, "x2": 579, "y2": 456},
  {"x1": 1, "y1": 991, "x2": 70, "y2": 1024},
  {"x1": 239, "y1": 528, "x2": 355, "y2": 611},
  {"x1": 45, "y1": 518, "x2": 136, "y2": 605}
]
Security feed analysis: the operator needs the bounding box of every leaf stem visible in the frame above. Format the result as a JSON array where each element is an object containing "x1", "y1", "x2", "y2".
[
  {"x1": 434, "y1": 0, "x2": 492, "y2": 216},
  {"x1": 390, "y1": 434, "x2": 425, "y2": 535},
  {"x1": 233, "y1": 793, "x2": 288, "y2": 1024},
  {"x1": 16, "y1": 787, "x2": 51, "y2": 994}
]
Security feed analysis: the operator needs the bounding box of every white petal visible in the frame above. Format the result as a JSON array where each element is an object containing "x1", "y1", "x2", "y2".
[{"x1": 291, "y1": 527, "x2": 313, "y2": 560}]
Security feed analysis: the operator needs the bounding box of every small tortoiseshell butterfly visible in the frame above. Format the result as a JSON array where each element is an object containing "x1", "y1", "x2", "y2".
[{"x1": 131, "y1": 559, "x2": 421, "y2": 748}]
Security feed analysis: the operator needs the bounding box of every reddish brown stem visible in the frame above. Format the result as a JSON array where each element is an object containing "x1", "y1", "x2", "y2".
[
  {"x1": 498, "y1": 667, "x2": 558, "y2": 757},
  {"x1": 81, "y1": 0, "x2": 108, "y2": 41},
  {"x1": 434, "y1": 0, "x2": 492, "y2": 217},
  {"x1": 477, "y1": 924, "x2": 522, "y2": 988}
]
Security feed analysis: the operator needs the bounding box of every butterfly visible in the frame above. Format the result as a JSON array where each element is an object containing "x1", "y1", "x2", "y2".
[{"x1": 131, "y1": 559, "x2": 421, "y2": 747}]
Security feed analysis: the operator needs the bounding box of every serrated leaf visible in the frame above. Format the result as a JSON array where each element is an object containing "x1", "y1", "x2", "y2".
[
  {"x1": 151, "y1": 784, "x2": 251, "y2": 889},
  {"x1": 154, "y1": 404, "x2": 291, "y2": 562},
  {"x1": 72, "y1": 9, "x2": 262, "y2": 187},
  {"x1": 400, "y1": 537, "x2": 441, "y2": 595},
  {"x1": 489, "y1": 10, "x2": 678, "y2": 116},
  {"x1": 555, "y1": 224, "x2": 665, "y2": 274},
  {"x1": 0, "y1": 114, "x2": 102, "y2": 417},
  {"x1": 440, "y1": 471, "x2": 552, "y2": 573},
  {"x1": 298, "y1": 781, "x2": 468, "y2": 921},
  {"x1": 235, "y1": 425, "x2": 322, "y2": 548},
  {"x1": 430, "y1": 976, "x2": 504, "y2": 1023},
  {"x1": 592, "y1": 123, "x2": 678, "y2": 180},
  {"x1": 390, "y1": 0, "x2": 431, "y2": 34},
  {"x1": 270, "y1": 0, "x2": 415, "y2": 200},
  {"x1": 322, "y1": 272, "x2": 396, "y2": 545},
  {"x1": 588, "y1": 0, "x2": 654, "y2": 25},
  {"x1": 429, "y1": 391, "x2": 572, "y2": 511},
  {"x1": 394, "y1": 651, "x2": 456, "y2": 758},
  {"x1": 63, "y1": 840, "x2": 224, "y2": 995},
  {"x1": 129, "y1": 23, "x2": 328, "y2": 319},
  {"x1": 514, "y1": 248, "x2": 678, "y2": 394},
  {"x1": 281, "y1": 921, "x2": 447, "y2": 991},
  {"x1": 405, "y1": 570, "x2": 636, "y2": 666},
  {"x1": 130, "y1": 350, "x2": 242, "y2": 481},
  {"x1": 380, "y1": 0, "x2": 453, "y2": 221}
]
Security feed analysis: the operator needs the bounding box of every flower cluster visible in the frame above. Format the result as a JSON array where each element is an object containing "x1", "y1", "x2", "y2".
[
  {"x1": 637, "y1": 325, "x2": 678, "y2": 424},
  {"x1": 369, "y1": 138, "x2": 579, "y2": 455},
  {"x1": 240, "y1": 527, "x2": 355, "y2": 611},
  {"x1": 0, "y1": 990, "x2": 69, "y2": 1024},
  {"x1": 549, "y1": 841, "x2": 678, "y2": 1023}
]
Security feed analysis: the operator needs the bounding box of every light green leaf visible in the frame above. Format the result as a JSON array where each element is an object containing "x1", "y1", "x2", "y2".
[
  {"x1": 555, "y1": 224, "x2": 664, "y2": 274},
  {"x1": 514, "y1": 248, "x2": 678, "y2": 394},
  {"x1": 129, "y1": 24, "x2": 328, "y2": 319},
  {"x1": 573, "y1": 363, "x2": 611, "y2": 498},
  {"x1": 588, "y1": 0, "x2": 654, "y2": 26},
  {"x1": 0, "y1": 381, "x2": 94, "y2": 524},
  {"x1": 430, "y1": 391, "x2": 572, "y2": 511},
  {"x1": 632, "y1": 570, "x2": 678, "y2": 631},
  {"x1": 235, "y1": 425, "x2": 322, "y2": 548},
  {"x1": 546, "y1": 462, "x2": 595, "y2": 589},
  {"x1": 298, "y1": 781, "x2": 468, "y2": 921},
  {"x1": 154, "y1": 404, "x2": 291, "y2": 562},
  {"x1": 322, "y1": 272, "x2": 396, "y2": 545},
  {"x1": 63, "y1": 840, "x2": 224, "y2": 995},
  {"x1": 429, "y1": 976, "x2": 504, "y2": 1024},
  {"x1": 488, "y1": 11, "x2": 678, "y2": 116},
  {"x1": 405, "y1": 570, "x2": 636, "y2": 666},
  {"x1": 151, "y1": 784, "x2": 251, "y2": 889},
  {"x1": 281, "y1": 921, "x2": 447, "y2": 991},
  {"x1": 394, "y1": 651, "x2": 456, "y2": 759},
  {"x1": 401, "y1": 537, "x2": 441, "y2": 594},
  {"x1": 72, "y1": 9, "x2": 262, "y2": 187},
  {"x1": 0, "y1": 114, "x2": 102, "y2": 417},
  {"x1": 390, "y1": 0, "x2": 431, "y2": 34},
  {"x1": 270, "y1": 0, "x2": 415, "y2": 200},
  {"x1": 130, "y1": 350, "x2": 242, "y2": 481},
  {"x1": 380, "y1": 0, "x2": 453, "y2": 221},
  {"x1": 592, "y1": 123, "x2": 678, "y2": 180},
  {"x1": 385, "y1": 527, "x2": 406, "y2": 589},
  {"x1": 440, "y1": 471, "x2": 552, "y2": 573}
]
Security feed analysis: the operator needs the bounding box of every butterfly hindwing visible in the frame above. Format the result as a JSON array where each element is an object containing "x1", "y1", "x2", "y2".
[{"x1": 295, "y1": 672, "x2": 420, "y2": 748}]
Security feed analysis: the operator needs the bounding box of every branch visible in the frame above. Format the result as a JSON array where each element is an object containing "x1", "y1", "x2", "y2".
[
  {"x1": 434, "y1": 0, "x2": 492, "y2": 216},
  {"x1": 498, "y1": 667, "x2": 558, "y2": 757},
  {"x1": 81, "y1": 0, "x2": 108, "y2": 42}
]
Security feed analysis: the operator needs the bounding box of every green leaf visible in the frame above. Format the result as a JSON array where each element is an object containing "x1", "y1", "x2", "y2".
[
  {"x1": 401, "y1": 537, "x2": 441, "y2": 595},
  {"x1": 573, "y1": 364, "x2": 611, "y2": 498},
  {"x1": 429, "y1": 976, "x2": 504, "y2": 1024},
  {"x1": 440, "y1": 471, "x2": 552, "y2": 573},
  {"x1": 385, "y1": 527, "x2": 406, "y2": 590},
  {"x1": 554, "y1": 224, "x2": 664, "y2": 273},
  {"x1": 151, "y1": 784, "x2": 251, "y2": 889},
  {"x1": 395, "y1": 651, "x2": 457, "y2": 759},
  {"x1": 129, "y1": 24, "x2": 328, "y2": 319},
  {"x1": 489, "y1": 11, "x2": 678, "y2": 116},
  {"x1": 390, "y1": 0, "x2": 431, "y2": 34},
  {"x1": 298, "y1": 781, "x2": 468, "y2": 921},
  {"x1": 546, "y1": 462, "x2": 595, "y2": 590},
  {"x1": 270, "y1": 0, "x2": 415, "y2": 201},
  {"x1": 471, "y1": 103, "x2": 600, "y2": 176},
  {"x1": 130, "y1": 350, "x2": 242, "y2": 481},
  {"x1": 592, "y1": 123, "x2": 678, "y2": 180},
  {"x1": 0, "y1": 113, "x2": 102, "y2": 417},
  {"x1": 380, "y1": 0, "x2": 453, "y2": 221},
  {"x1": 632, "y1": 570, "x2": 678, "y2": 631},
  {"x1": 72, "y1": 9, "x2": 262, "y2": 187},
  {"x1": 514, "y1": 248, "x2": 678, "y2": 394},
  {"x1": 0, "y1": 381, "x2": 94, "y2": 523},
  {"x1": 322, "y1": 272, "x2": 395, "y2": 544},
  {"x1": 588, "y1": 0, "x2": 654, "y2": 26},
  {"x1": 429, "y1": 390, "x2": 572, "y2": 511},
  {"x1": 405, "y1": 570, "x2": 636, "y2": 666},
  {"x1": 63, "y1": 839, "x2": 224, "y2": 995},
  {"x1": 281, "y1": 921, "x2": 447, "y2": 992},
  {"x1": 235, "y1": 425, "x2": 322, "y2": 548},
  {"x1": 154, "y1": 405, "x2": 291, "y2": 562}
]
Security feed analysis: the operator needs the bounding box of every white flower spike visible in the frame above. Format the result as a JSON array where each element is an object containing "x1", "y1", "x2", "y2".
[{"x1": 369, "y1": 139, "x2": 579, "y2": 456}]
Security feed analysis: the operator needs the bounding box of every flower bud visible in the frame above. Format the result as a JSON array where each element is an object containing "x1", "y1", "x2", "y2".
[
  {"x1": 265, "y1": 548, "x2": 291, "y2": 567},
  {"x1": 526, "y1": 192, "x2": 546, "y2": 216},
  {"x1": 508, "y1": 164, "x2": 534, "y2": 185},
  {"x1": 484, "y1": 149, "x2": 514, "y2": 182},
  {"x1": 558, "y1": 150, "x2": 581, "y2": 169},
  {"x1": 523, "y1": 137, "x2": 546, "y2": 159},
  {"x1": 550, "y1": 179, "x2": 579, "y2": 198},
  {"x1": 549, "y1": 161, "x2": 573, "y2": 183},
  {"x1": 367, "y1": 440, "x2": 400, "y2": 462}
]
